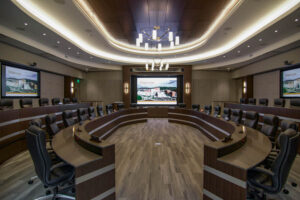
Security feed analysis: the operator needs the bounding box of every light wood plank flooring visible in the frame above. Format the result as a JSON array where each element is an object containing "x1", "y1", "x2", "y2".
[{"x1": 0, "y1": 119, "x2": 299, "y2": 199}]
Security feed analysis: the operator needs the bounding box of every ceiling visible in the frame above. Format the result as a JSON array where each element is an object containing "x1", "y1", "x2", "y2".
[{"x1": 0, "y1": 0, "x2": 299, "y2": 71}]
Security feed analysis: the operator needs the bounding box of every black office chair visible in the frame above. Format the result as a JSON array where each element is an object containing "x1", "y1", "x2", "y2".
[
  {"x1": 260, "y1": 114, "x2": 279, "y2": 142},
  {"x1": 247, "y1": 129, "x2": 300, "y2": 199},
  {"x1": 117, "y1": 103, "x2": 124, "y2": 110},
  {"x1": 71, "y1": 97, "x2": 78, "y2": 104},
  {"x1": 222, "y1": 108, "x2": 231, "y2": 121},
  {"x1": 52, "y1": 98, "x2": 60, "y2": 105},
  {"x1": 63, "y1": 110, "x2": 75, "y2": 128},
  {"x1": 244, "y1": 111, "x2": 259, "y2": 129},
  {"x1": 259, "y1": 98, "x2": 269, "y2": 106},
  {"x1": 97, "y1": 105, "x2": 104, "y2": 117},
  {"x1": 0, "y1": 99, "x2": 13, "y2": 110},
  {"x1": 213, "y1": 105, "x2": 221, "y2": 117},
  {"x1": 274, "y1": 98, "x2": 285, "y2": 107},
  {"x1": 77, "y1": 108, "x2": 89, "y2": 122},
  {"x1": 130, "y1": 103, "x2": 137, "y2": 107},
  {"x1": 63, "y1": 98, "x2": 71, "y2": 104},
  {"x1": 26, "y1": 125, "x2": 75, "y2": 199},
  {"x1": 204, "y1": 105, "x2": 212, "y2": 115},
  {"x1": 240, "y1": 98, "x2": 247, "y2": 104},
  {"x1": 106, "y1": 104, "x2": 113, "y2": 115},
  {"x1": 248, "y1": 98, "x2": 256, "y2": 105},
  {"x1": 39, "y1": 98, "x2": 49, "y2": 107},
  {"x1": 20, "y1": 99, "x2": 33, "y2": 108},
  {"x1": 290, "y1": 99, "x2": 300, "y2": 107},
  {"x1": 88, "y1": 106, "x2": 96, "y2": 119},
  {"x1": 45, "y1": 114, "x2": 60, "y2": 139},
  {"x1": 231, "y1": 109, "x2": 242, "y2": 124},
  {"x1": 178, "y1": 103, "x2": 186, "y2": 108},
  {"x1": 192, "y1": 104, "x2": 200, "y2": 111}
]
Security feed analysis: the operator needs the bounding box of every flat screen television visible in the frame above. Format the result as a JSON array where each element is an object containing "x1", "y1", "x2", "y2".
[
  {"x1": 137, "y1": 77, "x2": 177, "y2": 105},
  {"x1": 1, "y1": 62, "x2": 40, "y2": 98},
  {"x1": 280, "y1": 65, "x2": 300, "y2": 98}
]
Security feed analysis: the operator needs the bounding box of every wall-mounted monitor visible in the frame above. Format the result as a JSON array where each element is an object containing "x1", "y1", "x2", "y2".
[
  {"x1": 137, "y1": 77, "x2": 177, "y2": 105},
  {"x1": 280, "y1": 65, "x2": 300, "y2": 98},
  {"x1": 1, "y1": 62, "x2": 40, "y2": 98}
]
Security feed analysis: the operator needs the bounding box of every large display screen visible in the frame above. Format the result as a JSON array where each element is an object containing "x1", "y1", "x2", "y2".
[
  {"x1": 137, "y1": 77, "x2": 177, "y2": 105},
  {"x1": 281, "y1": 67, "x2": 300, "y2": 98},
  {"x1": 1, "y1": 64, "x2": 40, "y2": 97}
]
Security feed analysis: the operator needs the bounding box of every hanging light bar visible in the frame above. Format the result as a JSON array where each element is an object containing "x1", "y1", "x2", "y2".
[
  {"x1": 145, "y1": 63, "x2": 149, "y2": 71},
  {"x1": 158, "y1": 43, "x2": 162, "y2": 51},
  {"x1": 168, "y1": 31, "x2": 173, "y2": 41},
  {"x1": 152, "y1": 29, "x2": 157, "y2": 40},
  {"x1": 170, "y1": 41, "x2": 174, "y2": 48},
  {"x1": 136, "y1": 38, "x2": 140, "y2": 47},
  {"x1": 138, "y1": 33, "x2": 143, "y2": 43},
  {"x1": 175, "y1": 36, "x2": 180, "y2": 45},
  {"x1": 145, "y1": 43, "x2": 149, "y2": 50},
  {"x1": 151, "y1": 61, "x2": 155, "y2": 71},
  {"x1": 165, "y1": 63, "x2": 169, "y2": 70}
]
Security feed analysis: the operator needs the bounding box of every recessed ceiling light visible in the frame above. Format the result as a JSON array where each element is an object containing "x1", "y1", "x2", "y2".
[
  {"x1": 76, "y1": 52, "x2": 80, "y2": 54},
  {"x1": 90, "y1": 56, "x2": 93, "y2": 59},
  {"x1": 68, "y1": 47, "x2": 71, "y2": 50},
  {"x1": 237, "y1": 50, "x2": 241, "y2": 53},
  {"x1": 295, "y1": 18, "x2": 299, "y2": 22},
  {"x1": 57, "y1": 41, "x2": 60, "y2": 44},
  {"x1": 42, "y1": 33, "x2": 46, "y2": 36},
  {"x1": 223, "y1": 55, "x2": 226, "y2": 58},
  {"x1": 247, "y1": 45, "x2": 250, "y2": 48},
  {"x1": 24, "y1": 22, "x2": 28, "y2": 26},
  {"x1": 274, "y1": 29, "x2": 278, "y2": 33},
  {"x1": 259, "y1": 38, "x2": 263, "y2": 42}
]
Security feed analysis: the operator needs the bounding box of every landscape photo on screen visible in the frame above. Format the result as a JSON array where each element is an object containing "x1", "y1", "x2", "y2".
[
  {"x1": 4, "y1": 66, "x2": 39, "y2": 97},
  {"x1": 137, "y1": 77, "x2": 177, "y2": 104},
  {"x1": 282, "y1": 67, "x2": 300, "y2": 97}
]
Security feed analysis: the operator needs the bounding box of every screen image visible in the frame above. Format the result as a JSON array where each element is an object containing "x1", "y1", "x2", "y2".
[
  {"x1": 137, "y1": 77, "x2": 177, "y2": 105},
  {"x1": 281, "y1": 67, "x2": 300, "y2": 98},
  {"x1": 1, "y1": 65, "x2": 39, "y2": 97}
]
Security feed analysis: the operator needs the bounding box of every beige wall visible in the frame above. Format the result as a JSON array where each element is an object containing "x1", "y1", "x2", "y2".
[
  {"x1": 79, "y1": 71, "x2": 123, "y2": 106},
  {"x1": 40, "y1": 71, "x2": 64, "y2": 100},
  {"x1": 0, "y1": 42, "x2": 83, "y2": 78},
  {"x1": 192, "y1": 71, "x2": 239, "y2": 107}
]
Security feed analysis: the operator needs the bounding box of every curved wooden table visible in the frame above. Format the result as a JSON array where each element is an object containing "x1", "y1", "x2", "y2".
[{"x1": 52, "y1": 107, "x2": 272, "y2": 200}]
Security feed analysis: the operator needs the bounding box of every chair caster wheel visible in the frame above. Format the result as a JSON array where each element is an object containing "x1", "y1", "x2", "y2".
[
  {"x1": 46, "y1": 190, "x2": 51, "y2": 195},
  {"x1": 28, "y1": 180, "x2": 33, "y2": 185},
  {"x1": 292, "y1": 182, "x2": 297, "y2": 187},
  {"x1": 283, "y1": 189, "x2": 289, "y2": 194}
]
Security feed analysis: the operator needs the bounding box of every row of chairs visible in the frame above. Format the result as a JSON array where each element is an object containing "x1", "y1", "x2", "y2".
[
  {"x1": 240, "y1": 98, "x2": 300, "y2": 108},
  {"x1": 0, "y1": 97, "x2": 78, "y2": 110}
]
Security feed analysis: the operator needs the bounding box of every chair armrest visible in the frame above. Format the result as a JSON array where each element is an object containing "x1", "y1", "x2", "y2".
[{"x1": 251, "y1": 167, "x2": 274, "y2": 177}]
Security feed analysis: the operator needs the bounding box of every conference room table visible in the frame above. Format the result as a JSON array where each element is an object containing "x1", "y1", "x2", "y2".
[{"x1": 51, "y1": 107, "x2": 272, "y2": 200}]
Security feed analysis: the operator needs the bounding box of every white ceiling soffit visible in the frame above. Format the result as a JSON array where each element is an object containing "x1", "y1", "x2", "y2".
[{"x1": 9, "y1": 0, "x2": 300, "y2": 67}]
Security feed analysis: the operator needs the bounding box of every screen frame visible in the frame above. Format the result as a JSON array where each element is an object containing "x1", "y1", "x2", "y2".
[
  {"x1": 280, "y1": 64, "x2": 300, "y2": 99},
  {"x1": 135, "y1": 75, "x2": 180, "y2": 106},
  {"x1": 1, "y1": 61, "x2": 41, "y2": 98}
]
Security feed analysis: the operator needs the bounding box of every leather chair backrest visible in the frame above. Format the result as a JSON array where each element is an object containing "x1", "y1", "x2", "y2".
[
  {"x1": 117, "y1": 103, "x2": 124, "y2": 110},
  {"x1": 97, "y1": 105, "x2": 104, "y2": 117},
  {"x1": 45, "y1": 114, "x2": 60, "y2": 137},
  {"x1": 290, "y1": 99, "x2": 300, "y2": 107},
  {"x1": 240, "y1": 98, "x2": 247, "y2": 104},
  {"x1": 213, "y1": 106, "x2": 221, "y2": 117},
  {"x1": 71, "y1": 97, "x2": 78, "y2": 103},
  {"x1": 231, "y1": 109, "x2": 242, "y2": 124},
  {"x1": 192, "y1": 104, "x2": 200, "y2": 111},
  {"x1": 63, "y1": 110, "x2": 75, "y2": 127},
  {"x1": 0, "y1": 99, "x2": 13, "y2": 110},
  {"x1": 204, "y1": 105, "x2": 212, "y2": 115},
  {"x1": 274, "y1": 98, "x2": 285, "y2": 107},
  {"x1": 20, "y1": 99, "x2": 33, "y2": 108},
  {"x1": 259, "y1": 98, "x2": 269, "y2": 106},
  {"x1": 88, "y1": 106, "x2": 96, "y2": 118},
  {"x1": 261, "y1": 114, "x2": 279, "y2": 138},
  {"x1": 280, "y1": 120, "x2": 298, "y2": 132},
  {"x1": 222, "y1": 108, "x2": 231, "y2": 120},
  {"x1": 178, "y1": 103, "x2": 186, "y2": 108},
  {"x1": 248, "y1": 98, "x2": 256, "y2": 105},
  {"x1": 244, "y1": 111, "x2": 258, "y2": 129},
  {"x1": 51, "y1": 98, "x2": 60, "y2": 105},
  {"x1": 63, "y1": 98, "x2": 71, "y2": 104},
  {"x1": 29, "y1": 118, "x2": 42, "y2": 128},
  {"x1": 25, "y1": 125, "x2": 52, "y2": 186},
  {"x1": 39, "y1": 98, "x2": 49, "y2": 106},
  {"x1": 77, "y1": 108, "x2": 89, "y2": 122},
  {"x1": 270, "y1": 129, "x2": 299, "y2": 193},
  {"x1": 130, "y1": 103, "x2": 137, "y2": 107},
  {"x1": 106, "y1": 104, "x2": 113, "y2": 114}
]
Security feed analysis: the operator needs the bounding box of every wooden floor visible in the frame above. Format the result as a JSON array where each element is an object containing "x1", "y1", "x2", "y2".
[{"x1": 0, "y1": 119, "x2": 300, "y2": 200}]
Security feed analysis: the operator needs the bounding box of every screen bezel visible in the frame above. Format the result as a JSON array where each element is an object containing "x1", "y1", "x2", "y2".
[
  {"x1": 135, "y1": 75, "x2": 179, "y2": 106},
  {"x1": 280, "y1": 64, "x2": 300, "y2": 99},
  {"x1": 1, "y1": 61, "x2": 41, "y2": 98}
]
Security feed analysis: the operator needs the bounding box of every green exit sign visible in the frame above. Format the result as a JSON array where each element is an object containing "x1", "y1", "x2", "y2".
[{"x1": 76, "y1": 79, "x2": 80, "y2": 84}]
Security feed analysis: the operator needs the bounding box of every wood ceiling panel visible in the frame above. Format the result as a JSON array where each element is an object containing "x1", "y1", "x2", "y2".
[{"x1": 86, "y1": 0, "x2": 231, "y2": 45}]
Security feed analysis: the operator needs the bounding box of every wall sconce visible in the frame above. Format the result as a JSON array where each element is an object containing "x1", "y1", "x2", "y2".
[
  {"x1": 242, "y1": 80, "x2": 247, "y2": 95},
  {"x1": 185, "y1": 82, "x2": 191, "y2": 94},
  {"x1": 124, "y1": 82, "x2": 129, "y2": 94},
  {"x1": 70, "y1": 81, "x2": 74, "y2": 94}
]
